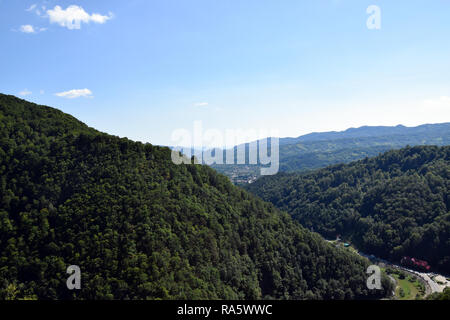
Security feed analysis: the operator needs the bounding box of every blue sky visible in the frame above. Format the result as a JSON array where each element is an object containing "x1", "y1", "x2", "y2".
[{"x1": 1, "y1": 0, "x2": 449, "y2": 146}]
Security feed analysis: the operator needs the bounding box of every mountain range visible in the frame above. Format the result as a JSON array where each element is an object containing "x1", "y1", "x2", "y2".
[{"x1": 211, "y1": 123, "x2": 450, "y2": 184}]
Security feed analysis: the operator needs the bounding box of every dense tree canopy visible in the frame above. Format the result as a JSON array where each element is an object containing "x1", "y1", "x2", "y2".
[
  {"x1": 0, "y1": 94, "x2": 392, "y2": 300},
  {"x1": 247, "y1": 146, "x2": 450, "y2": 274}
]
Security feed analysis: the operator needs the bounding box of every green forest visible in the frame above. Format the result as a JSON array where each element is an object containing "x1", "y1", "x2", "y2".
[
  {"x1": 0, "y1": 94, "x2": 393, "y2": 300},
  {"x1": 247, "y1": 145, "x2": 450, "y2": 274}
]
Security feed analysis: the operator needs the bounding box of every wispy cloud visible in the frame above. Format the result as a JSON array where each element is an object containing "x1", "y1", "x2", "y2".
[
  {"x1": 46, "y1": 5, "x2": 113, "y2": 30},
  {"x1": 26, "y1": 4, "x2": 37, "y2": 12},
  {"x1": 194, "y1": 102, "x2": 209, "y2": 107},
  {"x1": 55, "y1": 89, "x2": 93, "y2": 99},
  {"x1": 19, "y1": 89, "x2": 32, "y2": 96},
  {"x1": 28, "y1": 4, "x2": 46, "y2": 16}
]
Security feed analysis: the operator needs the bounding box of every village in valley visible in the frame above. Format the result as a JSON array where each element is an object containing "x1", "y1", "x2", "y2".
[{"x1": 328, "y1": 234, "x2": 450, "y2": 300}]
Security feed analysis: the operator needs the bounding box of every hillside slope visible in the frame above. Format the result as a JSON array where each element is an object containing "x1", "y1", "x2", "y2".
[
  {"x1": 0, "y1": 94, "x2": 391, "y2": 300},
  {"x1": 247, "y1": 146, "x2": 450, "y2": 273}
]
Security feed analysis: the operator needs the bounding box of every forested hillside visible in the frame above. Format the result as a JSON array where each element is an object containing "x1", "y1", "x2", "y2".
[
  {"x1": 0, "y1": 94, "x2": 392, "y2": 300},
  {"x1": 247, "y1": 146, "x2": 450, "y2": 273}
]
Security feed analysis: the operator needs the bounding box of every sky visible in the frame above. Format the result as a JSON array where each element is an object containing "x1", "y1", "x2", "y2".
[{"x1": 0, "y1": 0, "x2": 449, "y2": 147}]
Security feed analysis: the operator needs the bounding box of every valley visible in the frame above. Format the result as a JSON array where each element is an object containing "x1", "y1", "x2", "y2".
[
  {"x1": 212, "y1": 124, "x2": 450, "y2": 184},
  {"x1": 0, "y1": 94, "x2": 448, "y2": 301}
]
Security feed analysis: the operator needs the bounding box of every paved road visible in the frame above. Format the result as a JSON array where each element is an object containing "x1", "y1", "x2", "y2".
[{"x1": 402, "y1": 269, "x2": 443, "y2": 293}]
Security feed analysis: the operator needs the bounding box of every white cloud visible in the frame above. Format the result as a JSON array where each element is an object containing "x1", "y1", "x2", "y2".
[
  {"x1": 17, "y1": 24, "x2": 46, "y2": 34},
  {"x1": 19, "y1": 89, "x2": 32, "y2": 96},
  {"x1": 20, "y1": 24, "x2": 35, "y2": 33},
  {"x1": 55, "y1": 89, "x2": 93, "y2": 99},
  {"x1": 26, "y1": 4, "x2": 37, "y2": 12},
  {"x1": 46, "y1": 5, "x2": 113, "y2": 30},
  {"x1": 194, "y1": 102, "x2": 209, "y2": 107}
]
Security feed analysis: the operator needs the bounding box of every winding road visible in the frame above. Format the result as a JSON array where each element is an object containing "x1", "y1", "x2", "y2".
[
  {"x1": 357, "y1": 251, "x2": 447, "y2": 295},
  {"x1": 325, "y1": 239, "x2": 449, "y2": 296}
]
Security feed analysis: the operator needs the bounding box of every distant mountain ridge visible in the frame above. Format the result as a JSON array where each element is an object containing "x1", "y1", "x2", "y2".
[
  {"x1": 211, "y1": 123, "x2": 450, "y2": 184},
  {"x1": 280, "y1": 123, "x2": 450, "y2": 144}
]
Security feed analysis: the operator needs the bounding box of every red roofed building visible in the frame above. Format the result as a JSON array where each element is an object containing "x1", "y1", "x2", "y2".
[{"x1": 401, "y1": 256, "x2": 431, "y2": 271}]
